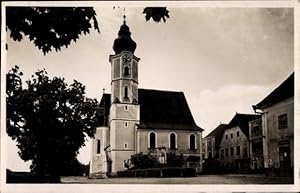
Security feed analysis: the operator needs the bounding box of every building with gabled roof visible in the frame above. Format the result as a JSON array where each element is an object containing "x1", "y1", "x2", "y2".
[
  {"x1": 90, "y1": 20, "x2": 203, "y2": 177},
  {"x1": 254, "y1": 73, "x2": 294, "y2": 110},
  {"x1": 218, "y1": 113, "x2": 260, "y2": 172},
  {"x1": 252, "y1": 73, "x2": 294, "y2": 176},
  {"x1": 203, "y1": 124, "x2": 228, "y2": 160}
]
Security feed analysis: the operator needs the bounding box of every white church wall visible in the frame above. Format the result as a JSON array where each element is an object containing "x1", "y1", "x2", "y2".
[
  {"x1": 90, "y1": 126, "x2": 109, "y2": 176},
  {"x1": 137, "y1": 129, "x2": 201, "y2": 155},
  {"x1": 111, "y1": 150, "x2": 135, "y2": 172},
  {"x1": 110, "y1": 103, "x2": 140, "y2": 120},
  {"x1": 110, "y1": 120, "x2": 137, "y2": 150}
]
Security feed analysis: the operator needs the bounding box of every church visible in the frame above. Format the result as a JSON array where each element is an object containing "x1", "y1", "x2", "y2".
[{"x1": 89, "y1": 18, "x2": 203, "y2": 177}]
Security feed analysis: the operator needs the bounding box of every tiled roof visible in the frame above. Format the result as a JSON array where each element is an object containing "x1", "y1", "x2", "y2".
[
  {"x1": 227, "y1": 113, "x2": 261, "y2": 138},
  {"x1": 138, "y1": 89, "x2": 203, "y2": 131},
  {"x1": 137, "y1": 122, "x2": 202, "y2": 131},
  {"x1": 97, "y1": 89, "x2": 203, "y2": 131},
  {"x1": 97, "y1": 93, "x2": 111, "y2": 127},
  {"x1": 205, "y1": 124, "x2": 228, "y2": 148},
  {"x1": 254, "y1": 73, "x2": 294, "y2": 109}
]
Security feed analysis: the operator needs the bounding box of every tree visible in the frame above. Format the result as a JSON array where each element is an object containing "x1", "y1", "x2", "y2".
[
  {"x1": 6, "y1": 7, "x2": 100, "y2": 54},
  {"x1": 6, "y1": 66, "x2": 101, "y2": 182},
  {"x1": 60, "y1": 158, "x2": 86, "y2": 176},
  {"x1": 143, "y1": 7, "x2": 169, "y2": 23},
  {"x1": 6, "y1": 6, "x2": 169, "y2": 54}
]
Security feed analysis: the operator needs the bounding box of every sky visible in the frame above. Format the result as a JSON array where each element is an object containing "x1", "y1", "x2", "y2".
[{"x1": 4, "y1": 7, "x2": 294, "y2": 171}]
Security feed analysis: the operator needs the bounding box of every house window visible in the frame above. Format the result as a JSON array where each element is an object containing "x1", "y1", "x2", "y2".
[
  {"x1": 220, "y1": 149, "x2": 224, "y2": 159},
  {"x1": 226, "y1": 134, "x2": 228, "y2": 140},
  {"x1": 125, "y1": 105, "x2": 128, "y2": 110},
  {"x1": 225, "y1": 148, "x2": 229, "y2": 157},
  {"x1": 237, "y1": 131, "x2": 239, "y2": 137},
  {"x1": 125, "y1": 122, "x2": 128, "y2": 127},
  {"x1": 169, "y1": 132, "x2": 177, "y2": 149},
  {"x1": 124, "y1": 143, "x2": 128, "y2": 149},
  {"x1": 148, "y1": 132, "x2": 157, "y2": 149},
  {"x1": 208, "y1": 152, "x2": 212, "y2": 158},
  {"x1": 230, "y1": 147, "x2": 234, "y2": 156},
  {"x1": 252, "y1": 126, "x2": 260, "y2": 137},
  {"x1": 231, "y1": 133, "x2": 233, "y2": 138},
  {"x1": 278, "y1": 114, "x2": 288, "y2": 129},
  {"x1": 236, "y1": 146, "x2": 240, "y2": 155},
  {"x1": 243, "y1": 147, "x2": 248, "y2": 157},
  {"x1": 189, "y1": 133, "x2": 196, "y2": 150},
  {"x1": 124, "y1": 66, "x2": 130, "y2": 76},
  {"x1": 96, "y1": 139, "x2": 101, "y2": 154}
]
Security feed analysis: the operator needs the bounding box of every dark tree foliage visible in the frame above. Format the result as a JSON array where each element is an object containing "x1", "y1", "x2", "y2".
[
  {"x1": 6, "y1": 66, "x2": 100, "y2": 182},
  {"x1": 6, "y1": 7, "x2": 170, "y2": 55},
  {"x1": 143, "y1": 7, "x2": 170, "y2": 23},
  {"x1": 6, "y1": 7, "x2": 100, "y2": 54},
  {"x1": 60, "y1": 158, "x2": 87, "y2": 176}
]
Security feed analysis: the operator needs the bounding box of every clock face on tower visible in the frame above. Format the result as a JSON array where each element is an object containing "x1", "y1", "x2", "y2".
[{"x1": 122, "y1": 54, "x2": 132, "y2": 64}]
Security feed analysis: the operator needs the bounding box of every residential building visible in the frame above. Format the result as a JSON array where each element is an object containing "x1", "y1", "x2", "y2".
[
  {"x1": 253, "y1": 73, "x2": 294, "y2": 176},
  {"x1": 249, "y1": 117, "x2": 264, "y2": 170},
  {"x1": 219, "y1": 113, "x2": 260, "y2": 171},
  {"x1": 203, "y1": 124, "x2": 228, "y2": 160}
]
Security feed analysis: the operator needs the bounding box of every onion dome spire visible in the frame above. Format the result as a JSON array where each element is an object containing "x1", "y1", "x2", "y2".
[{"x1": 113, "y1": 15, "x2": 137, "y2": 54}]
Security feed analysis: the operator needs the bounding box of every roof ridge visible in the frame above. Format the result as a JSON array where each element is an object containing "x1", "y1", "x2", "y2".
[
  {"x1": 205, "y1": 123, "x2": 228, "y2": 138},
  {"x1": 235, "y1": 112, "x2": 257, "y2": 116},
  {"x1": 138, "y1": 88, "x2": 183, "y2": 93},
  {"x1": 254, "y1": 72, "x2": 294, "y2": 109}
]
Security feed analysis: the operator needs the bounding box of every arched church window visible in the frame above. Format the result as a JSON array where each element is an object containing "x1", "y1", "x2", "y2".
[
  {"x1": 96, "y1": 139, "x2": 101, "y2": 154},
  {"x1": 124, "y1": 66, "x2": 130, "y2": 76},
  {"x1": 148, "y1": 132, "x2": 157, "y2": 149},
  {"x1": 124, "y1": 86, "x2": 128, "y2": 99},
  {"x1": 189, "y1": 133, "x2": 196, "y2": 150},
  {"x1": 169, "y1": 132, "x2": 177, "y2": 150}
]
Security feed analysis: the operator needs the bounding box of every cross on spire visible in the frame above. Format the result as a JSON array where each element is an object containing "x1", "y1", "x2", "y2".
[{"x1": 123, "y1": 8, "x2": 126, "y2": 24}]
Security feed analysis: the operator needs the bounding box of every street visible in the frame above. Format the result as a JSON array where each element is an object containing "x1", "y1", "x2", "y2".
[{"x1": 61, "y1": 174, "x2": 293, "y2": 184}]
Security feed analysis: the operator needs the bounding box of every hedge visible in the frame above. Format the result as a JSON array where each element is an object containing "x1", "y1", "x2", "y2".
[{"x1": 117, "y1": 167, "x2": 196, "y2": 178}]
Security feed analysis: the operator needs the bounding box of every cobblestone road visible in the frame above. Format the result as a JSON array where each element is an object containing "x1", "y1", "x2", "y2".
[{"x1": 61, "y1": 174, "x2": 293, "y2": 184}]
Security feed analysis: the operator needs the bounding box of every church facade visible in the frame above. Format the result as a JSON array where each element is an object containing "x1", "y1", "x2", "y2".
[{"x1": 89, "y1": 20, "x2": 203, "y2": 177}]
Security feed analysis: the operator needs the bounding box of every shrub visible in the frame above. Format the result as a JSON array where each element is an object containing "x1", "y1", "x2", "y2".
[
  {"x1": 203, "y1": 157, "x2": 220, "y2": 174},
  {"x1": 135, "y1": 169, "x2": 145, "y2": 177},
  {"x1": 183, "y1": 167, "x2": 196, "y2": 177},
  {"x1": 6, "y1": 170, "x2": 42, "y2": 183},
  {"x1": 162, "y1": 167, "x2": 182, "y2": 177},
  {"x1": 130, "y1": 152, "x2": 159, "y2": 169},
  {"x1": 146, "y1": 168, "x2": 161, "y2": 177},
  {"x1": 166, "y1": 153, "x2": 184, "y2": 167},
  {"x1": 116, "y1": 167, "x2": 196, "y2": 178},
  {"x1": 117, "y1": 170, "x2": 135, "y2": 177}
]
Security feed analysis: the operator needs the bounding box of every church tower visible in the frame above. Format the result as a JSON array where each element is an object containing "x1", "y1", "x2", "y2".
[{"x1": 109, "y1": 17, "x2": 140, "y2": 172}]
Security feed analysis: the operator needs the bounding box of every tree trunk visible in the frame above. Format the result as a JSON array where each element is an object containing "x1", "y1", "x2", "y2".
[{"x1": 48, "y1": 174, "x2": 61, "y2": 183}]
